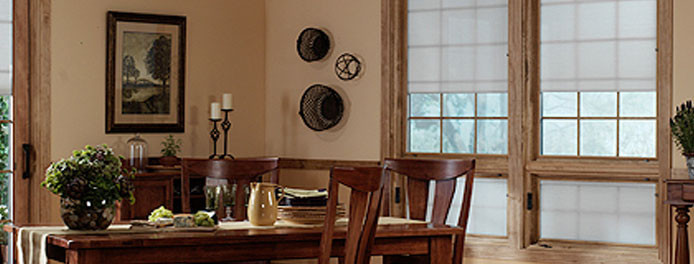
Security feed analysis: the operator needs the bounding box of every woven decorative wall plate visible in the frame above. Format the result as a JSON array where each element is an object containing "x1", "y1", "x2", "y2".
[
  {"x1": 296, "y1": 28, "x2": 331, "y2": 62},
  {"x1": 299, "y1": 84, "x2": 344, "y2": 131}
]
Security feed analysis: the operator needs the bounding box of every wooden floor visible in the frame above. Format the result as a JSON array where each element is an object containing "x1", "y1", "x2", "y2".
[{"x1": 272, "y1": 258, "x2": 543, "y2": 264}]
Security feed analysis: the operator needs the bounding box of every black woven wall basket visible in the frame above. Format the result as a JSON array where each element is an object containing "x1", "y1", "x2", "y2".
[
  {"x1": 296, "y1": 28, "x2": 331, "y2": 62},
  {"x1": 299, "y1": 84, "x2": 344, "y2": 131}
]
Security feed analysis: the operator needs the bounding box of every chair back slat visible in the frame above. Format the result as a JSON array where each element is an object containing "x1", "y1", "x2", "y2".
[
  {"x1": 319, "y1": 166, "x2": 386, "y2": 264},
  {"x1": 431, "y1": 179, "x2": 456, "y2": 225},
  {"x1": 383, "y1": 158, "x2": 475, "y2": 264},
  {"x1": 405, "y1": 177, "x2": 429, "y2": 221},
  {"x1": 180, "y1": 157, "x2": 279, "y2": 219}
]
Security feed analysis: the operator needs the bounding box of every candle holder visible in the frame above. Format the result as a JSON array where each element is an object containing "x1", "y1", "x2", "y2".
[
  {"x1": 220, "y1": 109, "x2": 235, "y2": 159},
  {"x1": 209, "y1": 118, "x2": 222, "y2": 159}
]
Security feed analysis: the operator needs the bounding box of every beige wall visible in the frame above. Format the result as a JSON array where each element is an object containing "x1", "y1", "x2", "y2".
[
  {"x1": 673, "y1": 0, "x2": 694, "y2": 170},
  {"x1": 45, "y1": 0, "x2": 265, "y2": 223},
  {"x1": 264, "y1": 0, "x2": 381, "y2": 162},
  {"x1": 51, "y1": 0, "x2": 266, "y2": 161}
]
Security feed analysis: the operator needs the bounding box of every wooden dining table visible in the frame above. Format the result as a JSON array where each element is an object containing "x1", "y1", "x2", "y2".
[{"x1": 8, "y1": 218, "x2": 464, "y2": 264}]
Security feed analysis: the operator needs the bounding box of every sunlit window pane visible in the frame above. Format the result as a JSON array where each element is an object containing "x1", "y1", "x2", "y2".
[
  {"x1": 409, "y1": 120, "x2": 440, "y2": 153},
  {"x1": 542, "y1": 119, "x2": 577, "y2": 156},
  {"x1": 580, "y1": 92, "x2": 616, "y2": 117},
  {"x1": 619, "y1": 120, "x2": 656, "y2": 158},
  {"x1": 443, "y1": 120, "x2": 474, "y2": 154},
  {"x1": 542, "y1": 92, "x2": 577, "y2": 117},
  {"x1": 410, "y1": 93, "x2": 440, "y2": 117},
  {"x1": 443, "y1": 93, "x2": 474, "y2": 117},
  {"x1": 620, "y1": 92, "x2": 656, "y2": 118},
  {"x1": 477, "y1": 120, "x2": 507, "y2": 154},
  {"x1": 580, "y1": 120, "x2": 616, "y2": 156},
  {"x1": 477, "y1": 93, "x2": 507, "y2": 117}
]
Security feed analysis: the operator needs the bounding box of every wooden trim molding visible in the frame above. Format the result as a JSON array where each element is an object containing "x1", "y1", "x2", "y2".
[
  {"x1": 12, "y1": 0, "x2": 30, "y2": 225},
  {"x1": 657, "y1": 1, "x2": 674, "y2": 263},
  {"x1": 278, "y1": 158, "x2": 380, "y2": 171}
]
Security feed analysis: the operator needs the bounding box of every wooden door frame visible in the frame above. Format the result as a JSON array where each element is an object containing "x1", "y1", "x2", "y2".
[{"x1": 12, "y1": 0, "x2": 51, "y2": 225}]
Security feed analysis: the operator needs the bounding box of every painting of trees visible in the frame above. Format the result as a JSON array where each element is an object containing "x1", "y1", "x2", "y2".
[
  {"x1": 122, "y1": 55, "x2": 138, "y2": 84},
  {"x1": 146, "y1": 35, "x2": 171, "y2": 87}
]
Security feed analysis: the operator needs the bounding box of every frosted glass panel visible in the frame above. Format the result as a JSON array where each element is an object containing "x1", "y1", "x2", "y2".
[
  {"x1": 409, "y1": 11, "x2": 441, "y2": 46},
  {"x1": 410, "y1": 120, "x2": 440, "y2": 153},
  {"x1": 580, "y1": 120, "x2": 616, "y2": 156},
  {"x1": 542, "y1": 92, "x2": 577, "y2": 117},
  {"x1": 620, "y1": 92, "x2": 656, "y2": 117},
  {"x1": 540, "y1": 181, "x2": 655, "y2": 245},
  {"x1": 410, "y1": 93, "x2": 441, "y2": 117},
  {"x1": 443, "y1": 93, "x2": 474, "y2": 117},
  {"x1": 443, "y1": 120, "x2": 474, "y2": 154},
  {"x1": 580, "y1": 92, "x2": 616, "y2": 117},
  {"x1": 477, "y1": 93, "x2": 507, "y2": 117},
  {"x1": 619, "y1": 120, "x2": 656, "y2": 158},
  {"x1": 542, "y1": 120, "x2": 577, "y2": 155},
  {"x1": 477, "y1": 120, "x2": 507, "y2": 154},
  {"x1": 426, "y1": 178, "x2": 507, "y2": 236}
]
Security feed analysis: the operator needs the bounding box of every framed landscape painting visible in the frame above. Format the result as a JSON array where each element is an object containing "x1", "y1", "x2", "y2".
[{"x1": 106, "y1": 11, "x2": 185, "y2": 133}]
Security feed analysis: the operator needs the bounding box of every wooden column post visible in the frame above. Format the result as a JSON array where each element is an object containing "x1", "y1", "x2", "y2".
[{"x1": 675, "y1": 205, "x2": 692, "y2": 264}]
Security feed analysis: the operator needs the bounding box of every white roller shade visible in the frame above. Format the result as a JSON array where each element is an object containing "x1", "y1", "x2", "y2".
[
  {"x1": 408, "y1": 0, "x2": 508, "y2": 93},
  {"x1": 0, "y1": 21, "x2": 11, "y2": 96},
  {"x1": 540, "y1": 0, "x2": 656, "y2": 92}
]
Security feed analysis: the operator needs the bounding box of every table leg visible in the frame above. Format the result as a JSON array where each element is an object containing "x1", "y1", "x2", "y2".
[
  {"x1": 429, "y1": 236, "x2": 453, "y2": 264},
  {"x1": 675, "y1": 205, "x2": 692, "y2": 264}
]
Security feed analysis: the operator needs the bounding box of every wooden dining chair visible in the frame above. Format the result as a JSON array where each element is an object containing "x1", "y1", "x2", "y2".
[
  {"x1": 319, "y1": 166, "x2": 387, "y2": 264},
  {"x1": 382, "y1": 158, "x2": 475, "y2": 264},
  {"x1": 180, "y1": 157, "x2": 279, "y2": 220}
]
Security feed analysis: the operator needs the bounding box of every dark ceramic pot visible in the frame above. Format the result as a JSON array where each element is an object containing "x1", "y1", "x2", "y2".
[
  {"x1": 159, "y1": 156, "x2": 178, "y2": 167},
  {"x1": 60, "y1": 198, "x2": 115, "y2": 230}
]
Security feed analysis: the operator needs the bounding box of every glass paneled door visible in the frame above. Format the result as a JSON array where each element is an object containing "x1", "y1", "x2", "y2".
[{"x1": 0, "y1": 0, "x2": 12, "y2": 247}]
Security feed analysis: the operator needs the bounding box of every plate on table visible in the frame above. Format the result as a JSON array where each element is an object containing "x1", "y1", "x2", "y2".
[{"x1": 278, "y1": 204, "x2": 346, "y2": 225}]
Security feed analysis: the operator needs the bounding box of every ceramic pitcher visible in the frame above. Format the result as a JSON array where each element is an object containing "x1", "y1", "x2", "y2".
[{"x1": 248, "y1": 182, "x2": 284, "y2": 226}]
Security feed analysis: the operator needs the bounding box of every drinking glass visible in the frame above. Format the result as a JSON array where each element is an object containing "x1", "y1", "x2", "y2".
[
  {"x1": 204, "y1": 185, "x2": 220, "y2": 211},
  {"x1": 220, "y1": 184, "x2": 235, "y2": 221}
]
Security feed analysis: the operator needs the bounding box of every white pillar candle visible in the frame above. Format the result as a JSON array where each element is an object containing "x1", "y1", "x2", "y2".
[
  {"x1": 222, "y1": 93, "x2": 233, "y2": 110},
  {"x1": 210, "y1": 102, "x2": 221, "y2": 119}
]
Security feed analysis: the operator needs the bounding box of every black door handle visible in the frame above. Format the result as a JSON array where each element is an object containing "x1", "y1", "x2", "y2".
[{"x1": 22, "y1": 144, "x2": 30, "y2": 179}]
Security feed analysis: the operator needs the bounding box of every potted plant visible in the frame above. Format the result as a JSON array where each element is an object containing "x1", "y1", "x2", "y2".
[
  {"x1": 672, "y1": 100, "x2": 694, "y2": 179},
  {"x1": 160, "y1": 135, "x2": 182, "y2": 167},
  {"x1": 42, "y1": 144, "x2": 134, "y2": 230}
]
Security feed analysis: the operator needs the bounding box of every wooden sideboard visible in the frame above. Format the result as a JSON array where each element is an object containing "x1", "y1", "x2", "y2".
[
  {"x1": 118, "y1": 172, "x2": 176, "y2": 220},
  {"x1": 666, "y1": 179, "x2": 694, "y2": 264}
]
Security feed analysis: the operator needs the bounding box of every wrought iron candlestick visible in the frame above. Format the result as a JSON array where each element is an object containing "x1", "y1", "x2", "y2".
[
  {"x1": 220, "y1": 109, "x2": 235, "y2": 159},
  {"x1": 209, "y1": 118, "x2": 222, "y2": 159}
]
